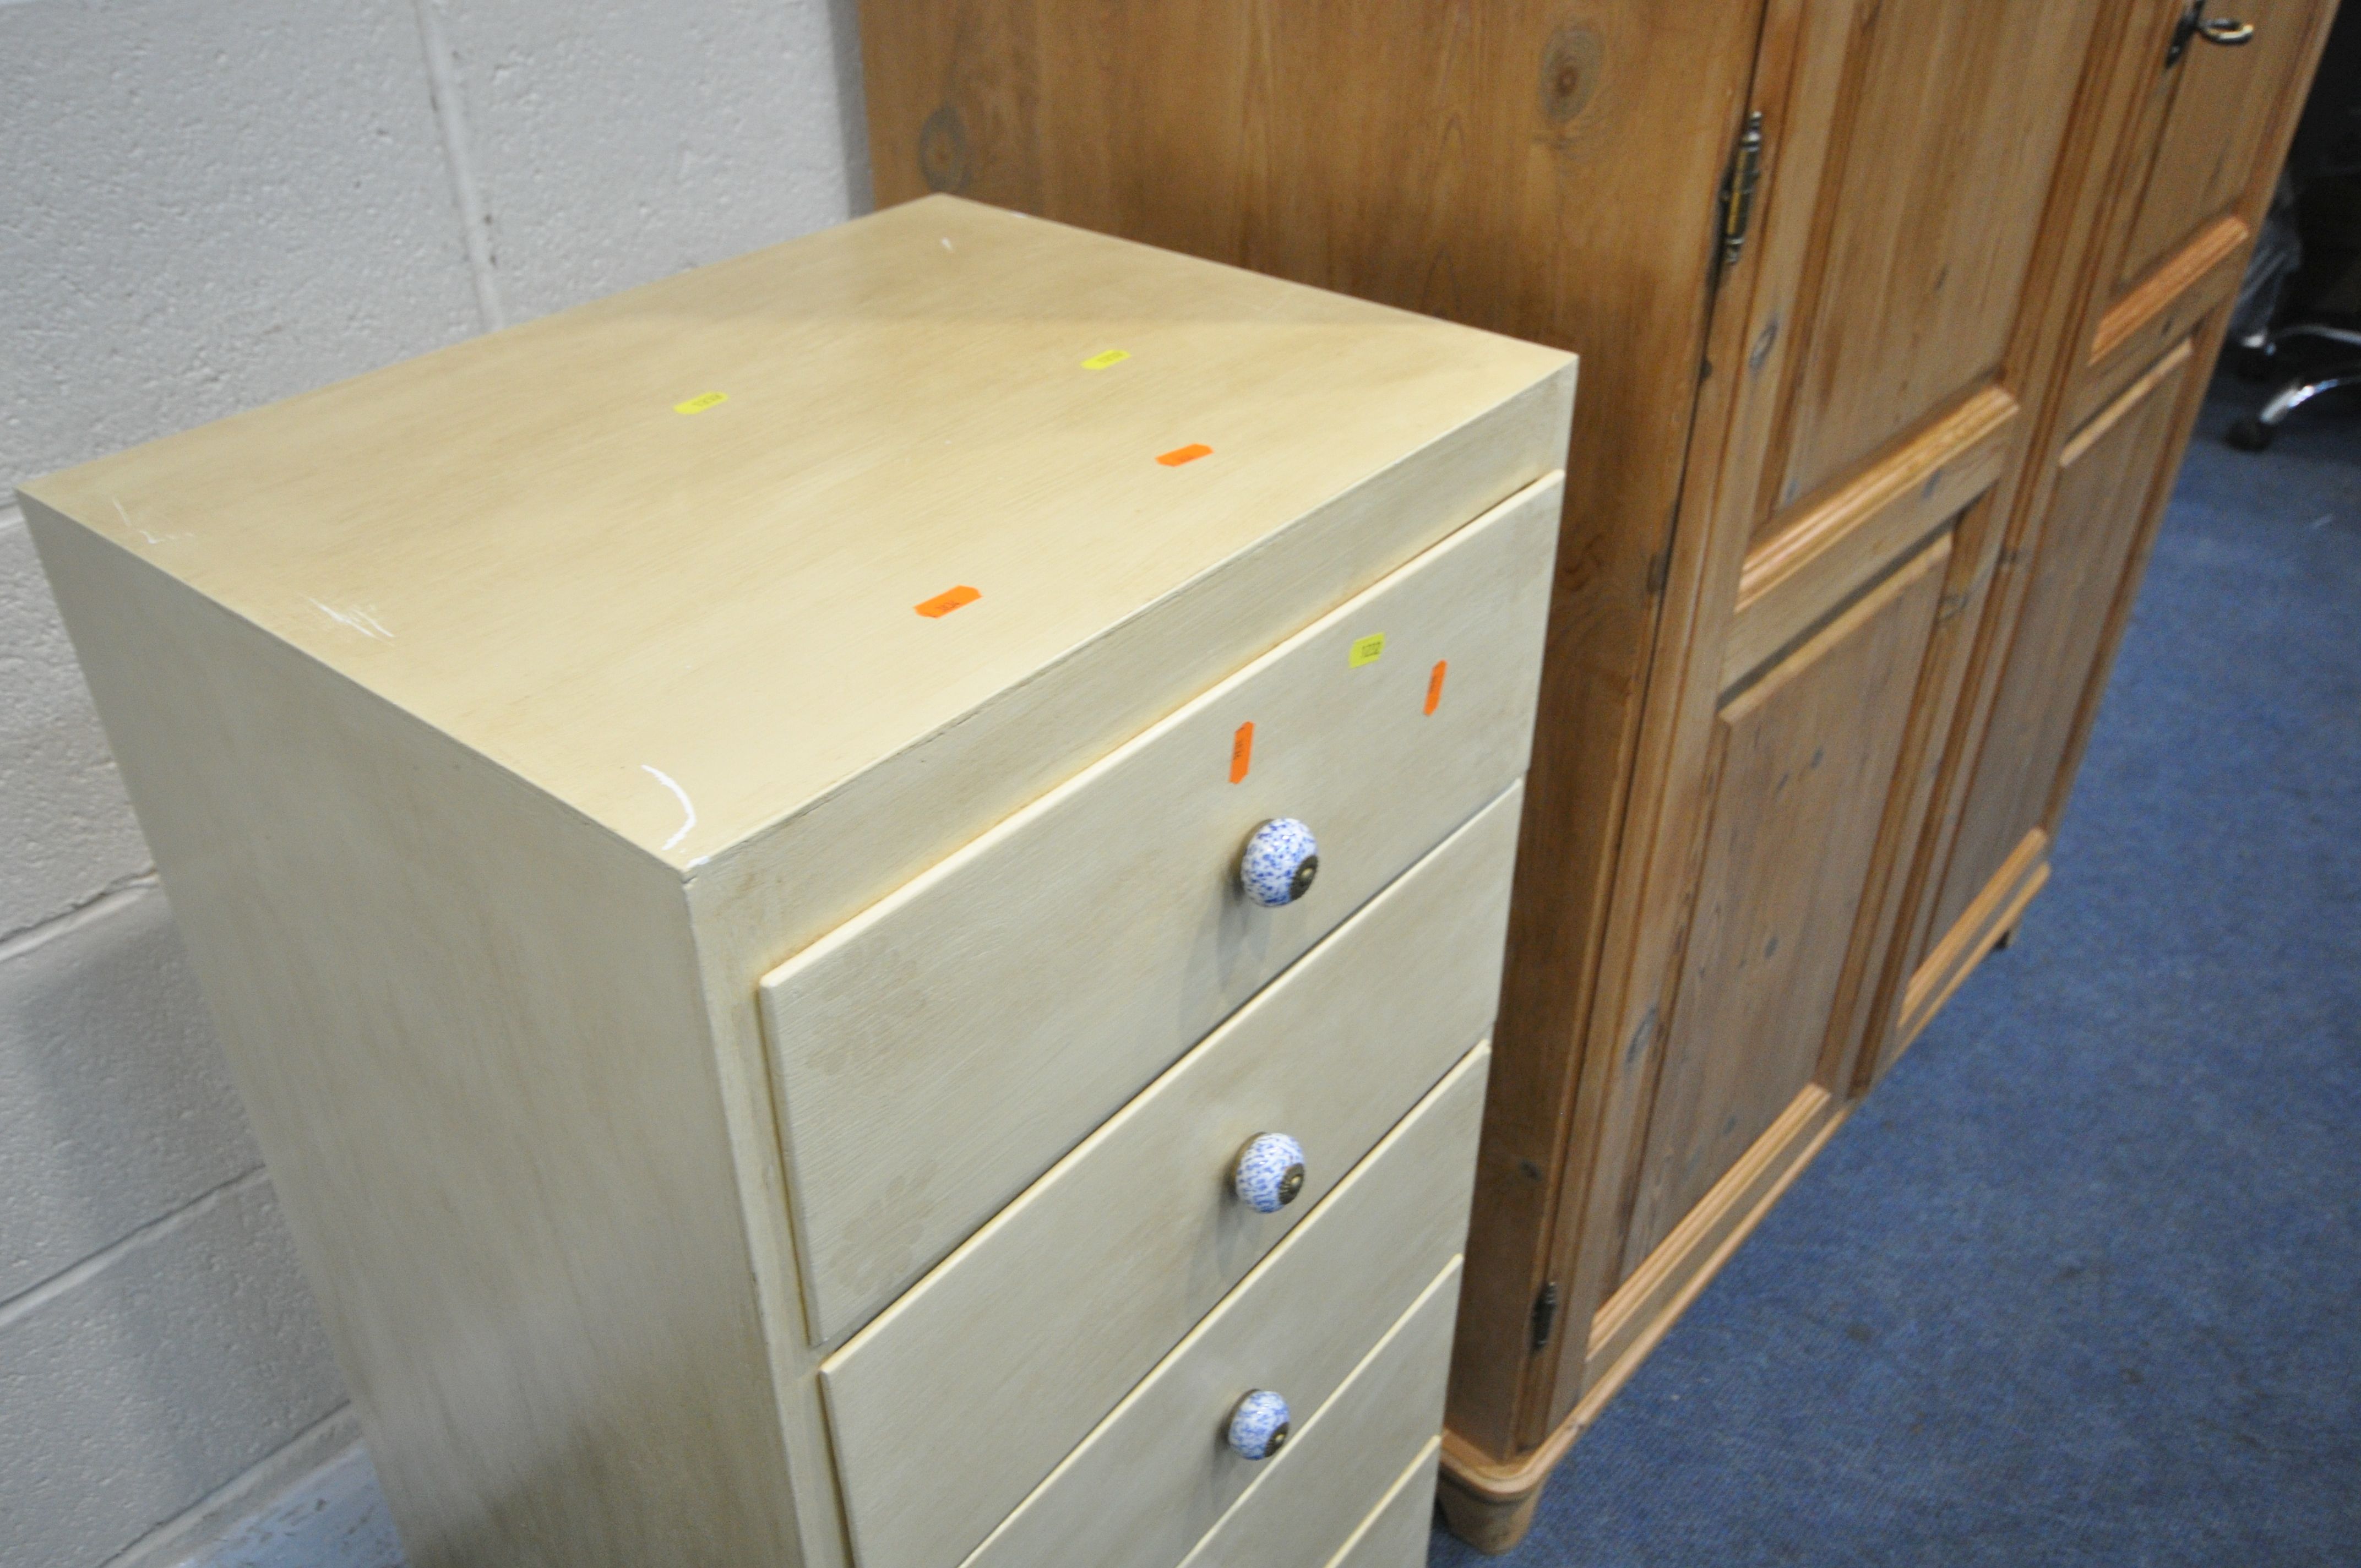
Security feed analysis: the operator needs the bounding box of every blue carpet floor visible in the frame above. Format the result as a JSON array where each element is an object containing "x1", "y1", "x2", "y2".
[{"x1": 1429, "y1": 386, "x2": 2361, "y2": 1566}]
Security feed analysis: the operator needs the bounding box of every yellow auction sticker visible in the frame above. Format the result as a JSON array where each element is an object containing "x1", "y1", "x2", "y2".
[
  {"x1": 1349, "y1": 633, "x2": 1388, "y2": 668},
  {"x1": 1081, "y1": 349, "x2": 1131, "y2": 370},
  {"x1": 674, "y1": 391, "x2": 729, "y2": 415}
]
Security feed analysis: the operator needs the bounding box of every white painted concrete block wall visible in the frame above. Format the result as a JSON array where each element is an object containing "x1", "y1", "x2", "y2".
[{"x1": 0, "y1": 3, "x2": 866, "y2": 1562}]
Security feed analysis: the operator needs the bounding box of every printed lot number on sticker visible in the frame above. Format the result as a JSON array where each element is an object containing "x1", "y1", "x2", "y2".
[{"x1": 915, "y1": 585, "x2": 981, "y2": 618}]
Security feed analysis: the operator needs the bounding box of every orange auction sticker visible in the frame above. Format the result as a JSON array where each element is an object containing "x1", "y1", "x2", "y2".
[
  {"x1": 1425, "y1": 660, "x2": 1449, "y2": 715},
  {"x1": 1230, "y1": 721, "x2": 1255, "y2": 783},
  {"x1": 913, "y1": 585, "x2": 981, "y2": 618},
  {"x1": 1157, "y1": 443, "x2": 1212, "y2": 467}
]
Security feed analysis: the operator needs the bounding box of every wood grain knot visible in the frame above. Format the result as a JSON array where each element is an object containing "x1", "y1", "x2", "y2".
[
  {"x1": 1538, "y1": 25, "x2": 1603, "y2": 124},
  {"x1": 918, "y1": 104, "x2": 972, "y2": 193}
]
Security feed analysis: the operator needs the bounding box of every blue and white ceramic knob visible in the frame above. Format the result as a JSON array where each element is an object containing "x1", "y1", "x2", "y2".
[
  {"x1": 1227, "y1": 1389, "x2": 1291, "y2": 1461},
  {"x1": 1233, "y1": 1132, "x2": 1307, "y2": 1213},
  {"x1": 1239, "y1": 818, "x2": 1319, "y2": 907}
]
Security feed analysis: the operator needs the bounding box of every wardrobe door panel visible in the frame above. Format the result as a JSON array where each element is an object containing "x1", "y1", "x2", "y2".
[
  {"x1": 1548, "y1": 0, "x2": 2106, "y2": 1433},
  {"x1": 1927, "y1": 344, "x2": 2195, "y2": 981},
  {"x1": 1621, "y1": 535, "x2": 1949, "y2": 1266},
  {"x1": 1898, "y1": 0, "x2": 2335, "y2": 1057},
  {"x1": 2114, "y1": 0, "x2": 2327, "y2": 293},
  {"x1": 1770, "y1": 0, "x2": 2104, "y2": 524}
]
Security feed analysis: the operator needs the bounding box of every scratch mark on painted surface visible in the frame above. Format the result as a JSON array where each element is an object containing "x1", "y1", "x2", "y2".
[
  {"x1": 642, "y1": 765, "x2": 697, "y2": 852},
  {"x1": 306, "y1": 597, "x2": 393, "y2": 640},
  {"x1": 111, "y1": 496, "x2": 192, "y2": 546}
]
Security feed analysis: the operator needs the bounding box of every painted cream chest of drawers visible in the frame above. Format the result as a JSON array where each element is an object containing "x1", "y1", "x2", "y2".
[{"x1": 21, "y1": 197, "x2": 1575, "y2": 1568}]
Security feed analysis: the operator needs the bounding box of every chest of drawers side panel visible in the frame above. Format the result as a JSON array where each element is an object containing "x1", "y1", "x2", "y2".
[{"x1": 24, "y1": 510, "x2": 800, "y2": 1568}]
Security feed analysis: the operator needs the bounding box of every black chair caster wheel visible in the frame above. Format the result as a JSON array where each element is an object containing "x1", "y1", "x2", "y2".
[{"x1": 2226, "y1": 415, "x2": 2275, "y2": 451}]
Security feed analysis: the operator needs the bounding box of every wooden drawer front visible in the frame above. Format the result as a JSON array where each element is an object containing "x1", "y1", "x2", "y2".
[
  {"x1": 1175, "y1": 1266, "x2": 1457, "y2": 1568},
  {"x1": 823, "y1": 793, "x2": 1517, "y2": 1568},
  {"x1": 953, "y1": 1046, "x2": 1486, "y2": 1568},
  {"x1": 762, "y1": 476, "x2": 1557, "y2": 1341},
  {"x1": 1326, "y1": 1439, "x2": 1440, "y2": 1568}
]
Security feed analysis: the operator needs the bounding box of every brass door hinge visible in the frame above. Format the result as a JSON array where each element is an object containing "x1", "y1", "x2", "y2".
[
  {"x1": 1718, "y1": 111, "x2": 1766, "y2": 271},
  {"x1": 1531, "y1": 1281, "x2": 1562, "y2": 1351}
]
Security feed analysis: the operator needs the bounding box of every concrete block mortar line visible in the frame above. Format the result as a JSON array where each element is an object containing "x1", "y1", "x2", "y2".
[
  {"x1": 104, "y1": 1405, "x2": 370, "y2": 1568},
  {"x1": 2, "y1": 497, "x2": 160, "y2": 937},
  {"x1": 0, "y1": 1162, "x2": 267, "y2": 1330},
  {"x1": 410, "y1": 0, "x2": 506, "y2": 332},
  {"x1": 0, "y1": 869, "x2": 161, "y2": 955}
]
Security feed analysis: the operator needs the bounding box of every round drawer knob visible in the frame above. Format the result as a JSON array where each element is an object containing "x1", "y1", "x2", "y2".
[
  {"x1": 1227, "y1": 1389, "x2": 1291, "y2": 1461},
  {"x1": 1239, "y1": 818, "x2": 1319, "y2": 907},
  {"x1": 1233, "y1": 1132, "x2": 1307, "y2": 1213}
]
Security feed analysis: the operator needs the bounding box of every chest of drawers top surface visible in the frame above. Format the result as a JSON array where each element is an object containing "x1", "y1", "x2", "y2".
[{"x1": 23, "y1": 195, "x2": 1571, "y2": 869}]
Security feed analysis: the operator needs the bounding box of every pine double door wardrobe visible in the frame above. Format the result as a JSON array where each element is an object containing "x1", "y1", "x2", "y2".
[{"x1": 858, "y1": 0, "x2": 2338, "y2": 1547}]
